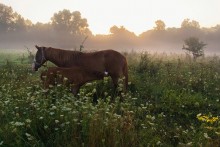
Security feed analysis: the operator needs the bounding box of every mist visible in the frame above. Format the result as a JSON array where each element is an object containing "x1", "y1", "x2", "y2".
[{"x1": 0, "y1": 3, "x2": 220, "y2": 55}]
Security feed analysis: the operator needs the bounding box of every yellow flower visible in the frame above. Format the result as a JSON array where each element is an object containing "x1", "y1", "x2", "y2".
[{"x1": 197, "y1": 114, "x2": 219, "y2": 124}]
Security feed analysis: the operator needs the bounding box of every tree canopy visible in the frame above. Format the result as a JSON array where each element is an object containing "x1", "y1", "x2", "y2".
[
  {"x1": 154, "y1": 20, "x2": 166, "y2": 31},
  {"x1": 51, "y1": 9, "x2": 91, "y2": 36},
  {"x1": 0, "y1": 3, "x2": 30, "y2": 33},
  {"x1": 183, "y1": 37, "x2": 207, "y2": 60}
]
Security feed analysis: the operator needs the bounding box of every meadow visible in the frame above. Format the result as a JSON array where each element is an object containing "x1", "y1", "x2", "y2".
[{"x1": 0, "y1": 50, "x2": 220, "y2": 146}]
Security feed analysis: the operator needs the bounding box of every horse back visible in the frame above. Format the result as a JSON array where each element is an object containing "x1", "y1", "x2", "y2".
[{"x1": 76, "y1": 50, "x2": 127, "y2": 73}]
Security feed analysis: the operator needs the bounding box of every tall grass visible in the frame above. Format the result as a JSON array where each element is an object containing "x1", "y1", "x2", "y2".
[{"x1": 0, "y1": 51, "x2": 220, "y2": 146}]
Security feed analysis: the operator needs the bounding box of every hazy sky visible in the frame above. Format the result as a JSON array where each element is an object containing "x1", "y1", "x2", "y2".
[{"x1": 1, "y1": 0, "x2": 220, "y2": 35}]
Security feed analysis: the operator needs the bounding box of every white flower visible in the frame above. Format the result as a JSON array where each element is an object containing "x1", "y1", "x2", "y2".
[
  {"x1": 92, "y1": 89, "x2": 96, "y2": 93},
  {"x1": 204, "y1": 133, "x2": 210, "y2": 139},
  {"x1": 156, "y1": 141, "x2": 161, "y2": 145},
  {"x1": 64, "y1": 77, "x2": 68, "y2": 81},
  {"x1": 25, "y1": 133, "x2": 31, "y2": 137},
  {"x1": 51, "y1": 106, "x2": 57, "y2": 110},
  {"x1": 55, "y1": 120, "x2": 59, "y2": 123},
  {"x1": 50, "y1": 112, "x2": 55, "y2": 115},
  {"x1": 25, "y1": 119, "x2": 32, "y2": 123},
  {"x1": 14, "y1": 122, "x2": 25, "y2": 126},
  {"x1": 44, "y1": 125, "x2": 48, "y2": 129},
  {"x1": 85, "y1": 83, "x2": 92, "y2": 86}
]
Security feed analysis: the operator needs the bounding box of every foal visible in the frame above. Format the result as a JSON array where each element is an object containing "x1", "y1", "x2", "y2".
[{"x1": 41, "y1": 66, "x2": 107, "y2": 96}]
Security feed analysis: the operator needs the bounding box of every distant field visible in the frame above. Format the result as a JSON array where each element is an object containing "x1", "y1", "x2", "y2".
[
  {"x1": 0, "y1": 49, "x2": 35, "y2": 66},
  {"x1": 0, "y1": 51, "x2": 220, "y2": 146}
]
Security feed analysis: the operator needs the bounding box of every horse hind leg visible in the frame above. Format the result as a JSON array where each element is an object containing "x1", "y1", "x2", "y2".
[{"x1": 111, "y1": 73, "x2": 127, "y2": 102}]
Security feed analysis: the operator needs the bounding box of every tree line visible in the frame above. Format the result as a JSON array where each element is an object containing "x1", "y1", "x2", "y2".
[{"x1": 0, "y1": 3, "x2": 220, "y2": 54}]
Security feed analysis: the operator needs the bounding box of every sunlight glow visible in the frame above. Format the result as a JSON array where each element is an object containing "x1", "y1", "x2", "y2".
[{"x1": 1, "y1": 0, "x2": 220, "y2": 35}]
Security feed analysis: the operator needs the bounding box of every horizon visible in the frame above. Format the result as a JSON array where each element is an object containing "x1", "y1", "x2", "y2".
[{"x1": 1, "y1": 0, "x2": 220, "y2": 35}]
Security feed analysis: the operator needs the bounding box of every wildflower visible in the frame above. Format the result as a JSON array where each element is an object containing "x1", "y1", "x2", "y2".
[
  {"x1": 104, "y1": 77, "x2": 109, "y2": 83},
  {"x1": 0, "y1": 141, "x2": 3, "y2": 145},
  {"x1": 16, "y1": 113, "x2": 20, "y2": 117},
  {"x1": 50, "y1": 112, "x2": 55, "y2": 115},
  {"x1": 92, "y1": 89, "x2": 96, "y2": 93},
  {"x1": 215, "y1": 132, "x2": 220, "y2": 135},
  {"x1": 151, "y1": 116, "x2": 155, "y2": 121},
  {"x1": 118, "y1": 83, "x2": 123, "y2": 88},
  {"x1": 55, "y1": 120, "x2": 59, "y2": 123},
  {"x1": 187, "y1": 142, "x2": 193, "y2": 146},
  {"x1": 51, "y1": 106, "x2": 57, "y2": 110},
  {"x1": 44, "y1": 125, "x2": 48, "y2": 129},
  {"x1": 204, "y1": 133, "x2": 210, "y2": 139},
  {"x1": 14, "y1": 122, "x2": 25, "y2": 126},
  {"x1": 63, "y1": 77, "x2": 68, "y2": 81},
  {"x1": 49, "y1": 84, "x2": 54, "y2": 88},
  {"x1": 85, "y1": 83, "x2": 92, "y2": 86},
  {"x1": 60, "y1": 123, "x2": 65, "y2": 127},
  {"x1": 73, "y1": 119, "x2": 78, "y2": 122},
  {"x1": 197, "y1": 114, "x2": 219, "y2": 124},
  {"x1": 39, "y1": 117, "x2": 43, "y2": 120},
  {"x1": 156, "y1": 141, "x2": 161, "y2": 145},
  {"x1": 25, "y1": 119, "x2": 32, "y2": 123},
  {"x1": 104, "y1": 92, "x2": 108, "y2": 96},
  {"x1": 25, "y1": 133, "x2": 31, "y2": 137}
]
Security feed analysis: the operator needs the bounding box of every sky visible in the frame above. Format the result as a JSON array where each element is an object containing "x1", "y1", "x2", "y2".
[{"x1": 1, "y1": 0, "x2": 220, "y2": 35}]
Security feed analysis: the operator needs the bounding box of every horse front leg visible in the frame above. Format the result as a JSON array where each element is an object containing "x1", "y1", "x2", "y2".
[{"x1": 71, "y1": 85, "x2": 80, "y2": 97}]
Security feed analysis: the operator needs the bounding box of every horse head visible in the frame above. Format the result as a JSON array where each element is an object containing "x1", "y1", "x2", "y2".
[{"x1": 32, "y1": 45, "x2": 47, "y2": 71}]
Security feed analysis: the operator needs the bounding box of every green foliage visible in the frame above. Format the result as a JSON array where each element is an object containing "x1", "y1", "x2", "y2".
[
  {"x1": 51, "y1": 9, "x2": 91, "y2": 36},
  {"x1": 183, "y1": 37, "x2": 207, "y2": 60},
  {"x1": 0, "y1": 52, "x2": 220, "y2": 146}
]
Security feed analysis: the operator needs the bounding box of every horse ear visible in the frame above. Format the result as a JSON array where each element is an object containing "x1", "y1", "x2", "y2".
[{"x1": 35, "y1": 45, "x2": 40, "y2": 50}]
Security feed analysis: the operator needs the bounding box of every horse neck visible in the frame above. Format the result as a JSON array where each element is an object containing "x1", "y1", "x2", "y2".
[
  {"x1": 44, "y1": 48, "x2": 66, "y2": 67},
  {"x1": 45, "y1": 48, "x2": 82, "y2": 67}
]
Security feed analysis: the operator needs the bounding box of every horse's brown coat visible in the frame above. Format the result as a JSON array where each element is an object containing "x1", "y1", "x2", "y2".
[
  {"x1": 41, "y1": 66, "x2": 106, "y2": 95},
  {"x1": 33, "y1": 46, "x2": 128, "y2": 90}
]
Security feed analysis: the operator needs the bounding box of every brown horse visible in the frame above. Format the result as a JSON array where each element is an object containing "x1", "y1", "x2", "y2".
[
  {"x1": 33, "y1": 45, "x2": 128, "y2": 90},
  {"x1": 41, "y1": 66, "x2": 106, "y2": 95}
]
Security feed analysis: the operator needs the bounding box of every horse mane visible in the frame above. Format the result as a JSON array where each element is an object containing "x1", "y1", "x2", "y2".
[{"x1": 45, "y1": 47, "x2": 83, "y2": 66}]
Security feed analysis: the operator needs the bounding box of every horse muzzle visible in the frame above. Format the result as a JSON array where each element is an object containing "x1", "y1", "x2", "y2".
[{"x1": 32, "y1": 63, "x2": 38, "y2": 71}]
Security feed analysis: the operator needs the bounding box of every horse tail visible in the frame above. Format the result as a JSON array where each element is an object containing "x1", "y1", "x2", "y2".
[{"x1": 123, "y1": 59, "x2": 128, "y2": 91}]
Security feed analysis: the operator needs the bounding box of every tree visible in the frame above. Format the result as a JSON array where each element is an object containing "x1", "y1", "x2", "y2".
[
  {"x1": 51, "y1": 9, "x2": 91, "y2": 35},
  {"x1": 110, "y1": 25, "x2": 136, "y2": 37},
  {"x1": 0, "y1": 3, "x2": 14, "y2": 32},
  {"x1": 181, "y1": 19, "x2": 200, "y2": 29},
  {"x1": 182, "y1": 37, "x2": 207, "y2": 60},
  {"x1": 0, "y1": 3, "x2": 30, "y2": 33},
  {"x1": 13, "y1": 12, "x2": 31, "y2": 32},
  {"x1": 154, "y1": 20, "x2": 166, "y2": 31}
]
